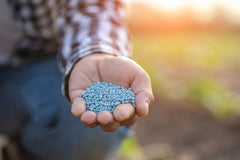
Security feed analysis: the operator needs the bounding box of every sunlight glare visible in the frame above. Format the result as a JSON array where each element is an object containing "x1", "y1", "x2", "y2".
[
  {"x1": 153, "y1": 0, "x2": 186, "y2": 12},
  {"x1": 128, "y1": 0, "x2": 240, "y2": 15},
  {"x1": 220, "y1": 0, "x2": 240, "y2": 15}
]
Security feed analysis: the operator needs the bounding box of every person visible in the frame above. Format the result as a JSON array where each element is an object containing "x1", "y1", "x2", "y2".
[{"x1": 0, "y1": 0, "x2": 154, "y2": 159}]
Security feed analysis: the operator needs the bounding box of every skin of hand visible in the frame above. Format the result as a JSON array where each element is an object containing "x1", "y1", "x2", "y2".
[{"x1": 69, "y1": 53, "x2": 154, "y2": 132}]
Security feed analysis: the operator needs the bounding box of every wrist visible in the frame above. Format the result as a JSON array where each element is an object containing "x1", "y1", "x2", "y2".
[{"x1": 81, "y1": 52, "x2": 117, "y2": 60}]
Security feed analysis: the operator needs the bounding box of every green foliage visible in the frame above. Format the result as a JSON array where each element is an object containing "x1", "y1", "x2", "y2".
[
  {"x1": 187, "y1": 78, "x2": 239, "y2": 118},
  {"x1": 119, "y1": 137, "x2": 145, "y2": 160},
  {"x1": 133, "y1": 32, "x2": 240, "y2": 69},
  {"x1": 132, "y1": 31, "x2": 240, "y2": 118}
]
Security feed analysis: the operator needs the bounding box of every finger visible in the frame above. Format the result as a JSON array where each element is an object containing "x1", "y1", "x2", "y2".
[
  {"x1": 71, "y1": 97, "x2": 86, "y2": 117},
  {"x1": 132, "y1": 72, "x2": 154, "y2": 117},
  {"x1": 69, "y1": 89, "x2": 85, "y2": 103},
  {"x1": 135, "y1": 91, "x2": 151, "y2": 117},
  {"x1": 97, "y1": 111, "x2": 120, "y2": 132},
  {"x1": 69, "y1": 60, "x2": 98, "y2": 94},
  {"x1": 81, "y1": 111, "x2": 98, "y2": 128},
  {"x1": 97, "y1": 111, "x2": 114, "y2": 125},
  {"x1": 113, "y1": 103, "x2": 135, "y2": 122},
  {"x1": 99, "y1": 121, "x2": 120, "y2": 132},
  {"x1": 120, "y1": 114, "x2": 138, "y2": 126},
  {"x1": 70, "y1": 90, "x2": 86, "y2": 117}
]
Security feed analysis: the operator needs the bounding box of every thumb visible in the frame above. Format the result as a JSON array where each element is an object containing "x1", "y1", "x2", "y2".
[
  {"x1": 131, "y1": 71, "x2": 154, "y2": 117},
  {"x1": 69, "y1": 89, "x2": 87, "y2": 117}
]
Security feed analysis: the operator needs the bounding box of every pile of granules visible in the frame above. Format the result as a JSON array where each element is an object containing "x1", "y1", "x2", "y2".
[{"x1": 80, "y1": 82, "x2": 136, "y2": 114}]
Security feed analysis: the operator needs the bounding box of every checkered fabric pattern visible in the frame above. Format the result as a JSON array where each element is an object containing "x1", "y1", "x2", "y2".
[{"x1": 6, "y1": 0, "x2": 131, "y2": 99}]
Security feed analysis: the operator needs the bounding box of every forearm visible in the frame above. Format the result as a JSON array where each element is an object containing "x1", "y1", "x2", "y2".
[
  {"x1": 7, "y1": 0, "x2": 131, "y2": 100},
  {"x1": 59, "y1": 0, "x2": 131, "y2": 100}
]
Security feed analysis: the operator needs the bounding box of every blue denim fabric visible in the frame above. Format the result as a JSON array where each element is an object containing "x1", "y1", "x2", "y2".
[{"x1": 0, "y1": 57, "x2": 128, "y2": 160}]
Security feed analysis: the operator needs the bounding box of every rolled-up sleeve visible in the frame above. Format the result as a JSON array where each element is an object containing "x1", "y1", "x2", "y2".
[
  {"x1": 7, "y1": 0, "x2": 131, "y2": 100},
  {"x1": 59, "y1": 0, "x2": 131, "y2": 100}
]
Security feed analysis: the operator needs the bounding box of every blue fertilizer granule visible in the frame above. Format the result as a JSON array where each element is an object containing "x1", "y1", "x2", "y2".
[{"x1": 80, "y1": 82, "x2": 136, "y2": 114}]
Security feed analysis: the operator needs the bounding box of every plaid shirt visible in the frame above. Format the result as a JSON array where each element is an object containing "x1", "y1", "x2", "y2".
[{"x1": 6, "y1": 0, "x2": 131, "y2": 99}]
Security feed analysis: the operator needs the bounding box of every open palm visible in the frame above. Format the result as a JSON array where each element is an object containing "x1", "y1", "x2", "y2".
[{"x1": 69, "y1": 53, "x2": 154, "y2": 132}]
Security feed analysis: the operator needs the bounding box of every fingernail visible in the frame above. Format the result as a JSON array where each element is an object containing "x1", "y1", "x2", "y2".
[
  {"x1": 145, "y1": 101, "x2": 149, "y2": 109},
  {"x1": 145, "y1": 101, "x2": 149, "y2": 114}
]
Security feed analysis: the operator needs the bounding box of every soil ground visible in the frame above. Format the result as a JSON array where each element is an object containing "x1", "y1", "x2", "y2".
[{"x1": 119, "y1": 96, "x2": 240, "y2": 160}]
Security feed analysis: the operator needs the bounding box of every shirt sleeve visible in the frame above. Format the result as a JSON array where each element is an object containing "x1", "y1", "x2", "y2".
[
  {"x1": 7, "y1": 0, "x2": 131, "y2": 100},
  {"x1": 59, "y1": 0, "x2": 131, "y2": 100}
]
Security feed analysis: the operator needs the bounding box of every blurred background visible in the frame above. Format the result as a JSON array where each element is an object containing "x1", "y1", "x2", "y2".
[
  {"x1": 111, "y1": 0, "x2": 240, "y2": 160},
  {"x1": 0, "y1": 0, "x2": 240, "y2": 160}
]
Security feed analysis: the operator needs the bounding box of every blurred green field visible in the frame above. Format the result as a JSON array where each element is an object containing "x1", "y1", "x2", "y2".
[{"x1": 132, "y1": 31, "x2": 240, "y2": 118}]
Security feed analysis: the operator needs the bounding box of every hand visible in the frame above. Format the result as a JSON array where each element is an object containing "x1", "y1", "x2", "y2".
[{"x1": 69, "y1": 53, "x2": 154, "y2": 132}]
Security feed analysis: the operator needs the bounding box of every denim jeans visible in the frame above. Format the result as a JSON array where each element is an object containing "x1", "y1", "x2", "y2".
[{"x1": 0, "y1": 57, "x2": 128, "y2": 160}]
